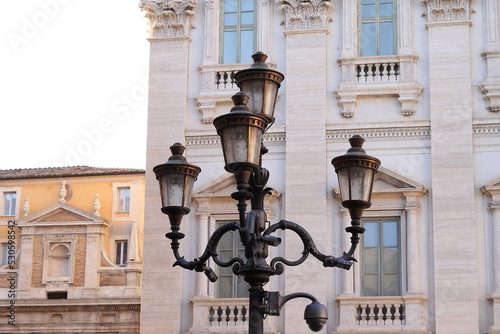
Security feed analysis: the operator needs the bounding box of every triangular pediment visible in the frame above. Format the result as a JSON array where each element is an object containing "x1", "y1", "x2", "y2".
[
  {"x1": 18, "y1": 202, "x2": 107, "y2": 225},
  {"x1": 193, "y1": 173, "x2": 238, "y2": 197},
  {"x1": 373, "y1": 166, "x2": 426, "y2": 191},
  {"x1": 481, "y1": 176, "x2": 500, "y2": 196},
  {"x1": 192, "y1": 172, "x2": 281, "y2": 201}
]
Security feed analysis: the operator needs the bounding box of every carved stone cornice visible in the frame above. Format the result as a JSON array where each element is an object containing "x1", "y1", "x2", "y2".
[
  {"x1": 422, "y1": 0, "x2": 472, "y2": 23},
  {"x1": 139, "y1": 0, "x2": 197, "y2": 38},
  {"x1": 277, "y1": 0, "x2": 331, "y2": 31}
]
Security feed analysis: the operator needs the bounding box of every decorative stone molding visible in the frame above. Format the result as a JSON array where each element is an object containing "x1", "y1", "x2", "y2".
[
  {"x1": 473, "y1": 123, "x2": 500, "y2": 135},
  {"x1": 422, "y1": 0, "x2": 472, "y2": 22},
  {"x1": 186, "y1": 132, "x2": 286, "y2": 147},
  {"x1": 139, "y1": 0, "x2": 197, "y2": 38},
  {"x1": 480, "y1": 51, "x2": 500, "y2": 112},
  {"x1": 277, "y1": 0, "x2": 332, "y2": 31},
  {"x1": 327, "y1": 125, "x2": 430, "y2": 141}
]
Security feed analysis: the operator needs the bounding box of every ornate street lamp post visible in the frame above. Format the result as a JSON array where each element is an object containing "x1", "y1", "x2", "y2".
[{"x1": 154, "y1": 53, "x2": 380, "y2": 334}]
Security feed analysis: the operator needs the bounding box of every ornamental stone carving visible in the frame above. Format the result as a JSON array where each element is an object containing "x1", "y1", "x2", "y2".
[
  {"x1": 277, "y1": 0, "x2": 331, "y2": 31},
  {"x1": 139, "y1": 0, "x2": 197, "y2": 38},
  {"x1": 422, "y1": 0, "x2": 472, "y2": 22}
]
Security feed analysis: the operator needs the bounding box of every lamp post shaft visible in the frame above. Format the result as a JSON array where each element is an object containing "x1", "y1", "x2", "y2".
[{"x1": 248, "y1": 283, "x2": 265, "y2": 334}]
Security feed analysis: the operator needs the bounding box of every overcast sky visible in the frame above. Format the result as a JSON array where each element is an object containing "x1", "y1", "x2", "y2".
[{"x1": 1, "y1": 0, "x2": 150, "y2": 170}]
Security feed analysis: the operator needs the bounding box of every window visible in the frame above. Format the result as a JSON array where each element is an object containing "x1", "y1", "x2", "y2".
[
  {"x1": 1, "y1": 243, "x2": 8, "y2": 266},
  {"x1": 221, "y1": 0, "x2": 255, "y2": 64},
  {"x1": 3, "y1": 192, "x2": 16, "y2": 216},
  {"x1": 359, "y1": 0, "x2": 396, "y2": 57},
  {"x1": 48, "y1": 245, "x2": 70, "y2": 278},
  {"x1": 216, "y1": 221, "x2": 249, "y2": 298},
  {"x1": 47, "y1": 291, "x2": 67, "y2": 299},
  {"x1": 117, "y1": 187, "x2": 130, "y2": 213},
  {"x1": 361, "y1": 218, "x2": 401, "y2": 296},
  {"x1": 115, "y1": 240, "x2": 128, "y2": 266}
]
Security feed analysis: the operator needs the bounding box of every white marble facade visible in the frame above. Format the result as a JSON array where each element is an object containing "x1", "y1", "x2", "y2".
[{"x1": 140, "y1": 0, "x2": 500, "y2": 333}]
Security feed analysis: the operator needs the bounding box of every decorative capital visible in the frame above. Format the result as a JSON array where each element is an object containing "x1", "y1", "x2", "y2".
[
  {"x1": 139, "y1": 0, "x2": 198, "y2": 38},
  {"x1": 422, "y1": 0, "x2": 472, "y2": 23},
  {"x1": 277, "y1": 0, "x2": 332, "y2": 31}
]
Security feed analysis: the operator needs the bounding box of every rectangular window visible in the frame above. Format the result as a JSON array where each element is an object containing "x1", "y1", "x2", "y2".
[
  {"x1": 221, "y1": 0, "x2": 255, "y2": 64},
  {"x1": 216, "y1": 221, "x2": 249, "y2": 298},
  {"x1": 1, "y1": 244, "x2": 9, "y2": 266},
  {"x1": 3, "y1": 192, "x2": 16, "y2": 216},
  {"x1": 47, "y1": 291, "x2": 68, "y2": 299},
  {"x1": 359, "y1": 0, "x2": 396, "y2": 57},
  {"x1": 361, "y1": 218, "x2": 401, "y2": 296},
  {"x1": 115, "y1": 240, "x2": 128, "y2": 266},
  {"x1": 117, "y1": 187, "x2": 130, "y2": 213}
]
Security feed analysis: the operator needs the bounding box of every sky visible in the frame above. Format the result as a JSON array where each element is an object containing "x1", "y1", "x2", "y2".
[{"x1": 1, "y1": 0, "x2": 150, "y2": 170}]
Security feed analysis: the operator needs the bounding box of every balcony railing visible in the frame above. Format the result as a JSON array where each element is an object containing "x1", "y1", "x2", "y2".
[
  {"x1": 189, "y1": 297, "x2": 277, "y2": 333},
  {"x1": 356, "y1": 302, "x2": 405, "y2": 326},
  {"x1": 356, "y1": 62, "x2": 400, "y2": 82},
  {"x1": 336, "y1": 295, "x2": 428, "y2": 333}
]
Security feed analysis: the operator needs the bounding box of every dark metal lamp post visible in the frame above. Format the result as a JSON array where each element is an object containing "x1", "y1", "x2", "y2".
[{"x1": 153, "y1": 53, "x2": 380, "y2": 334}]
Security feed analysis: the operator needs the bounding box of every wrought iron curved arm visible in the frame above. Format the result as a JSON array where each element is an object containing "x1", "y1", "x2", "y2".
[
  {"x1": 165, "y1": 221, "x2": 245, "y2": 282},
  {"x1": 264, "y1": 220, "x2": 356, "y2": 272}
]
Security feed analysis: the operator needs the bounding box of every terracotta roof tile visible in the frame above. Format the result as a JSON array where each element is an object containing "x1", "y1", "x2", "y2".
[{"x1": 0, "y1": 166, "x2": 145, "y2": 180}]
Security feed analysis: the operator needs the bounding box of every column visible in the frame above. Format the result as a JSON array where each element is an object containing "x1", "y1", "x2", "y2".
[
  {"x1": 480, "y1": 0, "x2": 500, "y2": 111},
  {"x1": 340, "y1": 208, "x2": 354, "y2": 296},
  {"x1": 17, "y1": 229, "x2": 34, "y2": 299},
  {"x1": 423, "y1": 1, "x2": 478, "y2": 332},
  {"x1": 403, "y1": 193, "x2": 422, "y2": 295},
  {"x1": 490, "y1": 201, "x2": 500, "y2": 332},
  {"x1": 82, "y1": 227, "x2": 102, "y2": 298},
  {"x1": 139, "y1": 1, "x2": 197, "y2": 333},
  {"x1": 278, "y1": 1, "x2": 331, "y2": 332},
  {"x1": 403, "y1": 192, "x2": 427, "y2": 331},
  {"x1": 194, "y1": 199, "x2": 210, "y2": 298}
]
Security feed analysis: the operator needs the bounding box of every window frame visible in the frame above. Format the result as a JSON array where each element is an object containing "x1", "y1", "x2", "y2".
[
  {"x1": 360, "y1": 216, "x2": 402, "y2": 297},
  {"x1": 1, "y1": 243, "x2": 9, "y2": 267},
  {"x1": 358, "y1": 0, "x2": 397, "y2": 57},
  {"x1": 214, "y1": 220, "x2": 249, "y2": 299},
  {"x1": 220, "y1": 0, "x2": 257, "y2": 64},
  {"x1": 3, "y1": 192, "x2": 17, "y2": 216},
  {"x1": 117, "y1": 187, "x2": 131, "y2": 213},
  {"x1": 115, "y1": 239, "x2": 128, "y2": 266}
]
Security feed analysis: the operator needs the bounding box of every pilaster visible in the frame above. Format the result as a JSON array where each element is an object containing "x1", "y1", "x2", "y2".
[
  {"x1": 280, "y1": 3, "x2": 330, "y2": 332},
  {"x1": 82, "y1": 229, "x2": 102, "y2": 298},
  {"x1": 194, "y1": 199, "x2": 210, "y2": 298},
  {"x1": 423, "y1": 0, "x2": 478, "y2": 332},
  {"x1": 139, "y1": 1, "x2": 197, "y2": 332},
  {"x1": 17, "y1": 229, "x2": 34, "y2": 299},
  {"x1": 480, "y1": 0, "x2": 500, "y2": 112},
  {"x1": 481, "y1": 186, "x2": 500, "y2": 332}
]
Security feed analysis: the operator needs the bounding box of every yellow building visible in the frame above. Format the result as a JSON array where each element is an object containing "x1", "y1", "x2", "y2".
[{"x1": 0, "y1": 166, "x2": 144, "y2": 333}]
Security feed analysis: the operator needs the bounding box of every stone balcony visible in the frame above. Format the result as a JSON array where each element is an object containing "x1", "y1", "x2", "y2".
[
  {"x1": 335, "y1": 55, "x2": 422, "y2": 117},
  {"x1": 336, "y1": 295, "x2": 430, "y2": 334},
  {"x1": 188, "y1": 297, "x2": 278, "y2": 334}
]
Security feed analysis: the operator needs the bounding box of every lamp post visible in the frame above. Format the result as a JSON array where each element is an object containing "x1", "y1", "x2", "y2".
[{"x1": 153, "y1": 53, "x2": 380, "y2": 334}]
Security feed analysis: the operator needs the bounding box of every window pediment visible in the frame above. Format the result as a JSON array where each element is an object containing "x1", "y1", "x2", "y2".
[{"x1": 17, "y1": 203, "x2": 108, "y2": 227}]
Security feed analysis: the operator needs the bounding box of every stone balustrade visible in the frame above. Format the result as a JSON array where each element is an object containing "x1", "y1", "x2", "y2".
[{"x1": 189, "y1": 297, "x2": 277, "y2": 333}]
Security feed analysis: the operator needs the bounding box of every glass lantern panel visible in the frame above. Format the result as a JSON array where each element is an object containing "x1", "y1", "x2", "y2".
[
  {"x1": 159, "y1": 173, "x2": 195, "y2": 208},
  {"x1": 220, "y1": 124, "x2": 262, "y2": 167},
  {"x1": 239, "y1": 79, "x2": 279, "y2": 117},
  {"x1": 349, "y1": 166, "x2": 374, "y2": 202}
]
